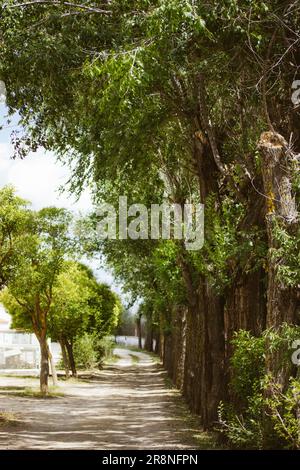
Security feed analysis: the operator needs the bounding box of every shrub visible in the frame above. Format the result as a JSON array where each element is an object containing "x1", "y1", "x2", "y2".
[
  {"x1": 93, "y1": 335, "x2": 115, "y2": 366},
  {"x1": 73, "y1": 334, "x2": 97, "y2": 369},
  {"x1": 218, "y1": 325, "x2": 300, "y2": 449}
]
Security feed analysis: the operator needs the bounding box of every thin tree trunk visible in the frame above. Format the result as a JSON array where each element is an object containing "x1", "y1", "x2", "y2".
[
  {"x1": 136, "y1": 314, "x2": 142, "y2": 349},
  {"x1": 154, "y1": 329, "x2": 160, "y2": 355},
  {"x1": 66, "y1": 339, "x2": 77, "y2": 378},
  {"x1": 39, "y1": 335, "x2": 49, "y2": 395},
  {"x1": 47, "y1": 342, "x2": 58, "y2": 386},
  {"x1": 59, "y1": 338, "x2": 70, "y2": 379}
]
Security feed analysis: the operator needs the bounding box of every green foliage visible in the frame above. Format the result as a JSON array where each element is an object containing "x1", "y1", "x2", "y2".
[
  {"x1": 73, "y1": 334, "x2": 97, "y2": 370},
  {"x1": 219, "y1": 325, "x2": 300, "y2": 449},
  {"x1": 271, "y1": 222, "x2": 300, "y2": 287},
  {"x1": 0, "y1": 185, "x2": 29, "y2": 288},
  {"x1": 1, "y1": 0, "x2": 300, "y2": 436},
  {"x1": 0, "y1": 207, "x2": 73, "y2": 332},
  {"x1": 230, "y1": 330, "x2": 265, "y2": 399},
  {"x1": 265, "y1": 376, "x2": 300, "y2": 449},
  {"x1": 48, "y1": 261, "x2": 95, "y2": 342},
  {"x1": 93, "y1": 336, "x2": 115, "y2": 365},
  {"x1": 73, "y1": 334, "x2": 115, "y2": 369}
]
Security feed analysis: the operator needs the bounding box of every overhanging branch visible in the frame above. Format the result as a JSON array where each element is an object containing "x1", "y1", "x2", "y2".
[{"x1": 6, "y1": 1, "x2": 112, "y2": 15}]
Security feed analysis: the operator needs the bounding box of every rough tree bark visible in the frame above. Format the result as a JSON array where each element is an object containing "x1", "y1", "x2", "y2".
[
  {"x1": 38, "y1": 334, "x2": 49, "y2": 395},
  {"x1": 162, "y1": 306, "x2": 187, "y2": 390},
  {"x1": 258, "y1": 131, "x2": 299, "y2": 383},
  {"x1": 144, "y1": 314, "x2": 154, "y2": 352}
]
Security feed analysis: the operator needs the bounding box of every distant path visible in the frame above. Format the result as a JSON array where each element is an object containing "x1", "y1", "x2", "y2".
[{"x1": 0, "y1": 348, "x2": 208, "y2": 449}]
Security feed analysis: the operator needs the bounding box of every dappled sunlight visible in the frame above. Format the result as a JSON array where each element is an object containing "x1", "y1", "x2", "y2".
[{"x1": 0, "y1": 348, "x2": 203, "y2": 450}]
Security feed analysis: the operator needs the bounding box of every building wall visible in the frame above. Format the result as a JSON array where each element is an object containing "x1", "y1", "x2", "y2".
[{"x1": 0, "y1": 329, "x2": 40, "y2": 369}]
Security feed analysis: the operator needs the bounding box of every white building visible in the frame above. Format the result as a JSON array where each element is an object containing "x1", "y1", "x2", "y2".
[
  {"x1": 0, "y1": 305, "x2": 60, "y2": 369},
  {"x1": 0, "y1": 329, "x2": 40, "y2": 369}
]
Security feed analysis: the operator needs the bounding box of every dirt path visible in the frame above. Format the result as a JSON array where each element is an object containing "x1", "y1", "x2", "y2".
[{"x1": 0, "y1": 348, "x2": 211, "y2": 449}]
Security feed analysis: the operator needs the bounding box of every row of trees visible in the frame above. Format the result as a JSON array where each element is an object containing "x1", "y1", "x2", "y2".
[
  {"x1": 0, "y1": 0, "x2": 300, "y2": 446},
  {"x1": 0, "y1": 186, "x2": 121, "y2": 394}
]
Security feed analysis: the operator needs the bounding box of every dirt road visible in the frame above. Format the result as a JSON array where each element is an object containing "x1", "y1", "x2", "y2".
[{"x1": 0, "y1": 349, "x2": 210, "y2": 449}]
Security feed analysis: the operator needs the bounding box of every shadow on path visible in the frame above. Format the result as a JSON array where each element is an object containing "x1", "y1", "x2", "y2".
[{"x1": 0, "y1": 349, "x2": 206, "y2": 449}]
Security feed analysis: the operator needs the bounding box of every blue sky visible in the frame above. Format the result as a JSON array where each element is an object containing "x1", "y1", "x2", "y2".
[{"x1": 0, "y1": 104, "x2": 119, "y2": 295}]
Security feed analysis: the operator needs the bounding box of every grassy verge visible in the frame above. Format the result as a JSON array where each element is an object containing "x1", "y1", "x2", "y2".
[
  {"x1": 163, "y1": 374, "x2": 223, "y2": 449},
  {"x1": 115, "y1": 344, "x2": 162, "y2": 363},
  {"x1": 104, "y1": 354, "x2": 121, "y2": 365},
  {"x1": 129, "y1": 353, "x2": 140, "y2": 364},
  {"x1": 0, "y1": 385, "x2": 64, "y2": 399},
  {"x1": 0, "y1": 374, "x2": 39, "y2": 379},
  {"x1": 115, "y1": 344, "x2": 142, "y2": 353}
]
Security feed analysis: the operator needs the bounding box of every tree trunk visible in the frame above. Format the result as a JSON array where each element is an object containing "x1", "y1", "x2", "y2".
[
  {"x1": 136, "y1": 314, "x2": 142, "y2": 349},
  {"x1": 66, "y1": 339, "x2": 77, "y2": 377},
  {"x1": 259, "y1": 131, "x2": 299, "y2": 384},
  {"x1": 48, "y1": 343, "x2": 58, "y2": 386},
  {"x1": 59, "y1": 339, "x2": 70, "y2": 379},
  {"x1": 154, "y1": 329, "x2": 160, "y2": 355},
  {"x1": 39, "y1": 335, "x2": 49, "y2": 395},
  {"x1": 201, "y1": 285, "x2": 226, "y2": 428},
  {"x1": 144, "y1": 316, "x2": 154, "y2": 352}
]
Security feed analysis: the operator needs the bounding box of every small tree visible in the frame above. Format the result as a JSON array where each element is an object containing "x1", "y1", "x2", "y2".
[
  {"x1": 48, "y1": 262, "x2": 122, "y2": 376},
  {"x1": 48, "y1": 261, "x2": 93, "y2": 378},
  {"x1": 86, "y1": 282, "x2": 122, "y2": 364},
  {"x1": 1, "y1": 207, "x2": 72, "y2": 395}
]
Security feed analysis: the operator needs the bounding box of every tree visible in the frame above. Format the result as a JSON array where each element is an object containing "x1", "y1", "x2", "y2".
[
  {"x1": 0, "y1": 186, "x2": 29, "y2": 288},
  {"x1": 1, "y1": 0, "x2": 300, "y2": 434},
  {"x1": 1, "y1": 207, "x2": 73, "y2": 395},
  {"x1": 48, "y1": 261, "x2": 93, "y2": 378},
  {"x1": 48, "y1": 260, "x2": 122, "y2": 377},
  {"x1": 86, "y1": 280, "x2": 122, "y2": 365}
]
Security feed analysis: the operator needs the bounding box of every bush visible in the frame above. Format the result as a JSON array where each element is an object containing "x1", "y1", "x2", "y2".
[
  {"x1": 218, "y1": 325, "x2": 300, "y2": 449},
  {"x1": 73, "y1": 334, "x2": 97, "y2": 369},
  {"x1": 265, "y1": 376, "x2": 300, "y2": 449},
  {"x1": 93, "y1": 335, "x2": 115, "y2": 366}
]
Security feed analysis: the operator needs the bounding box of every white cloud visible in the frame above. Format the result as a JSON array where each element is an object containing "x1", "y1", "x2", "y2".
[
  {"x1": 0, "y1": 121, "x2": 124, "y2": 299},
  {"x1": 0, "y1": 143, "x2": 92, "y2": 212}
]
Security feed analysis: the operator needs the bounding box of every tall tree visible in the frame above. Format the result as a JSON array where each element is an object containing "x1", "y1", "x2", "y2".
[{"x1": 1, "y1": 0, "x2": 300, "y2": 430}]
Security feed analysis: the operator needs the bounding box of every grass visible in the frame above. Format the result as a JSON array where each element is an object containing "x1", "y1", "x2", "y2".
[
  {"x1": 163, "y1": 374, "x2": 223, "y2": 449},
  {"x1": 104, "y1": 354, "x2": 121, "y2": 365},
  {"x1": 0, "y1": 411, "x2": 20, "y2": 427},
  {"x1": 146, "y1": 351, "x2": 162, "y2": 364},
  {"x1": 115, "y1": 344, "x2": 162, "y2": 364},
  {"x1": 116, "y1": 344, "x2": 142, "y2": 353},
  {"x1": 0, "y1": 374, "x2": 39, "y2": 379},
  {"x1": 0, "y1": 385, "x2": 64, "y2": 399},
  {"x1": 58, "y1": 375, "x2": 85, "y2": 383},
  {"x1": 164, "y1": 375, "x2": 176, "y2": 389},
  {"x1": 129, "y1": 353, "x2": 140, "y2": 364}
]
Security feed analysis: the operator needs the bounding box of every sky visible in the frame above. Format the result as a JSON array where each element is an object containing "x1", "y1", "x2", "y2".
[{"x1": 0, "y1": 103, "x2": 124, "y2": 324}]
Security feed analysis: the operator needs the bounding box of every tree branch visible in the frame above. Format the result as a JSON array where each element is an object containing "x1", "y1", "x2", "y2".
[{"x1": 7, "y1": 1, "x2": 112, "y2": 15}]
